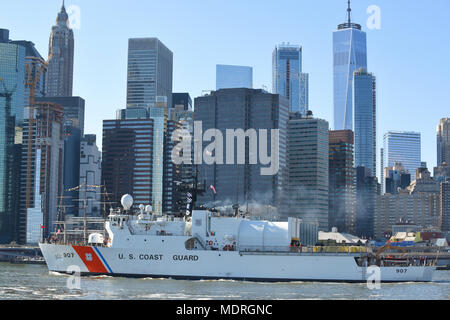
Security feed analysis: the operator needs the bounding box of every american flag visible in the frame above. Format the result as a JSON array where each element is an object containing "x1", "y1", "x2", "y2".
[{"x1": 210, "y1": 185, "x2": 217, "y2": 194}]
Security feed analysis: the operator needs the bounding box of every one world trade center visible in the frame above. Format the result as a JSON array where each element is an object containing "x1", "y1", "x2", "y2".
[{"x1": 333, "y1": 0, "x2": 367, "y2": 130}]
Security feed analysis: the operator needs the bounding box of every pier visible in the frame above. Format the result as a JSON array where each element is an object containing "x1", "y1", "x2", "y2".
[{"x1": 0, "y1": 246, "x2": 45, "y2": 265}]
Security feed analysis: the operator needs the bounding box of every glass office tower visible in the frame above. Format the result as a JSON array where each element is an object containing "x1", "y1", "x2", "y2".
[
  {"x1": 149, "y1": 97, "x2": 168, "y2": 215},
  {"x1": 216, "y1": 65, "x2": 253, "y2": 90},
  {"x1": 333, "y1": 2, "x2": 367, "y2": 130},
  {"x1": 126, "y1": 38, "x2": 173, "y2": 110},
  {"x1": 383, "y1": 131, "x2": 422, "y2": 181},
  {"x1": 353, "y1": 68, "x2": 376, "y2": 177},
  {"x1": 0, "y1": 32, "x2": 25, "y2": 244},
  {"x1": 272, "y1": 43, "x2": 309, "y2": 116}
]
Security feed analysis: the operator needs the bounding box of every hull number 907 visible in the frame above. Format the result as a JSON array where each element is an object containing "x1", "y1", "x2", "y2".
[{"x1": 396, "y1": 269, "x2": 407, "y2": 274}]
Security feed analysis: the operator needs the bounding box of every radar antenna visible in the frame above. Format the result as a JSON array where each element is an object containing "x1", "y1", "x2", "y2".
[{"x1": 347, "y1": 0, "x2": 352, "y2": 24}]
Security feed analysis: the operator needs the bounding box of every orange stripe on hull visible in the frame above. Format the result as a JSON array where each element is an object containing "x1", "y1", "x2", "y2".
[{"x1": 73, "y1": 246, "x2": 108, "y2": 274}]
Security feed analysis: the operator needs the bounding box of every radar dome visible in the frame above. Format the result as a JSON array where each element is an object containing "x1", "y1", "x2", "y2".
[
  {"x1": 145, "y1": 205, "x2": 152, "y2": 213},
  {"x1": 121, "y1": 194, "x2": 134, "y2": 210}
]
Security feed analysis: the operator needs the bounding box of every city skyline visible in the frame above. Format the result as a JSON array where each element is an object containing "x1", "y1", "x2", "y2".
[{"x1": 1, "y1": 1, "x2": 449, "y2": 169}]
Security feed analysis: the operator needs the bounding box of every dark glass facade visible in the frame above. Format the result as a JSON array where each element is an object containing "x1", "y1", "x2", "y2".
[
  {"x1": 285, "y1": 115, "x2": 329, "y2": 230},
  {"x1": 329, "y1": 130, "x2": 356, "y2": 233},
  {"x1": 127, "y1": 38, "x2": 173, "y2": 109},
  {"x1": 194, "y1": 88, "x2": 288, "y2": 209},
  {"x1": 0, "y1": 36, "x2": 25, "y2": 244},
  {"x1": 356, "y1": 166, "x2": 379, "y2": 238},
  {"x1": 102, "y1": 119, "x2": 154, "y2": 215},
  {"x1": 172, "y1": 93, "x2": 192, "y2": 111}
]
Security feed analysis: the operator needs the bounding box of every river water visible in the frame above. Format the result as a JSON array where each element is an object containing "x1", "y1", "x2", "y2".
[{"x1": 0, "y1": 263, "x2": 449, "y2": 300}]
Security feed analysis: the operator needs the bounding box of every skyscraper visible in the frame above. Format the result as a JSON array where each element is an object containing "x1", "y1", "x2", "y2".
[
  {"x1": 216, "y1": 65, "x2": 253, "y2": 90},
  {"x1": 329, "y1": 130, "x2": 355, "y2": 233},
  {"x1": 126, "y1": 38, "x2": 173, "y2": 110},
  {"x1": 353, "y1": 68, "x2": 376, "y2": 177},
  {"x1": 333, "y1": 1, "x2": 367, "y2": 130},
  {"x1": 149, "y1": 97, "x2": 168, "y2": 215},
  {"x1": 272, "y1": 44, "x2": 309, "y2": 116},
  {"x1": 9, "y1": 40, "x2": 46, "y2": 111},
  {"x1": 20, "y1": 102, "x2": 64, "y2": 243},
  {"x1": 437, "y1": 118, "x2": 450, "y2": 166},
  {"x1": 102, "y1": 117, "x2": 154, "y2": 214},
  {"x1": 384, "y1": 163, "x2": 411, "y2": 195},
  {"x1": 195, "y1": 88, "x2": 289, "y2": 209},
  {"x1": 356, "y1": 167, "x2": 378, "y2": 239},
  {"x1": 383, "y1": 131, "x2": 421, "y2": 181},
  {"x1": 285, "y1": 114, "x2": 329, "y2": 230},
  {"x1": 0, "y1": 30, "x2": 25, "y2": 244},
  {"x1": 79, "y1": 135, "x2": 101, "y2": 217},
  {"x1": 36, "y1": 96, "x2": 85, "y2": 217},
  {"x1": 45, "y1": 2, "x2": 74, "y2": 97}
]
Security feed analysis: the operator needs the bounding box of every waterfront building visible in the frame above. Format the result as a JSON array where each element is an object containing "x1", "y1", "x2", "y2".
[
  {"x1": 375, "y1": 192, "x2": 441, "y2": 240},
  {"x1": 9, "y1": 40, "x2": 46, "y2": 112},
  {"x1": 437, "y1": 118, "x2": 450, "y2": 166},
  {"x1": 169, "y1": 104, "x2": 195, "y2": 214},
  {"x1": 149, "y1": 97, "x2": 168, "y2": 215},
  {"x1": 102, "y1": 117, "x2": 154, "y2": 214},
  {"x1": 408, "y1": 167, "x2": 440, "y2": 194},
  {"x1": 20, "y1": 102, "x2": 64, "y2": 243},
  {"x1": 126, "y1": 38, "x2": 173, "y2": 109},
  {"x1": 434, "y1": 163, "x2": 450, "y2": 185},
  {"x1": 45, "y1": 2, "x2": 74, "y2": 97},
  {"x1": 194, "y1": 88, "x2": 289, "y2": 210},
  {"x1": 375, "y1": 167, "x2": 440, "y2": 239},
  {"x1": 440, "y1": 179, "x2": 450, "y2": 232},
  {"x1": 272, "y1": 43, "x2": 309, "y2": 116},
  {"x1": 356, "y1": 167, "x2": 378, "y2": 239},
  {"x1": 353, "y1": 68, "x2": 376, "y2": 177},
  {"x1": 216, "y1": 65, "x2": 253, "y2": 90},
  {"x1": 36, "y1": 96, "x2": 85, "y2": 217},
  {"x1": 384, "y1": 163, "x2": 411, "y2": 195},
  {"x1": 0, "y1": 30, "x2": 25, "y2": 244},
  {"x1": 163, "y1": 119, "x2": 183, "y2": 214},
  {"x1": 383, "y1": 131, "x2": 421, "y2": 181},
  {"x1": 328, "y1": 130, "x2": 355, "y2": 233},
  {"x1": 172, "y1": 93, "x2": 192, "y2": 111},
  {"x1": 79, "y1": 134, "x2": 101, "y2": 217},
  {"x1": 285, "y1": 113, "x2": 329, "y2": 230},
  {"x1": 36, "y1": 96, "x2": 85, "y2": 134},
  {"x1": 333, "y1": 1, "x2": 367, "y2": 130}
]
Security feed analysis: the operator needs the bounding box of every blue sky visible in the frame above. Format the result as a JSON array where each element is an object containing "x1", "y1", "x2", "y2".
[{"x1": 1, "y1": 0, "x2": 449, "y2": 172}]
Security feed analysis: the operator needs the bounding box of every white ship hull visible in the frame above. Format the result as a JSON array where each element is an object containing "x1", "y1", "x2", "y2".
[{"x1": 39, "y1": 242, "x2": 435, "y2": 283}]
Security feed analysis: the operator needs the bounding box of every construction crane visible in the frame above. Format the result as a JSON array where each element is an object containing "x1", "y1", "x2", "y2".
[
  {"x1": 24, "y1": 57, "x2": 47, "y2": 211},
  {"x1": 376, "y1": 244, "x2": 407, "y2": 266}
]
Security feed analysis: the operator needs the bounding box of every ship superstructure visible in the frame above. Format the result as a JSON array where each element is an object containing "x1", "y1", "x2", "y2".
[{"x1": 39, "y1": 195, "x2": 437, "y2": 282}]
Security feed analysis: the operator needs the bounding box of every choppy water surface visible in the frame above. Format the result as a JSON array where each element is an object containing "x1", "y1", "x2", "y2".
[{"x1": 0, "y1": 263, "x2": 449, "y2": 300}]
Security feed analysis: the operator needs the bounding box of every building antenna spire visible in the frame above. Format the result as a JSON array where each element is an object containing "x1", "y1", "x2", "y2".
[{"x1": 347, "y1": 0, "x2": 352, "y2": 24}]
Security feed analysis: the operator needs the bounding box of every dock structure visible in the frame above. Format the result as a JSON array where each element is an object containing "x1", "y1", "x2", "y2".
[{"x1": 0, "y1": 247, "x2": 44, "y2": 264}]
